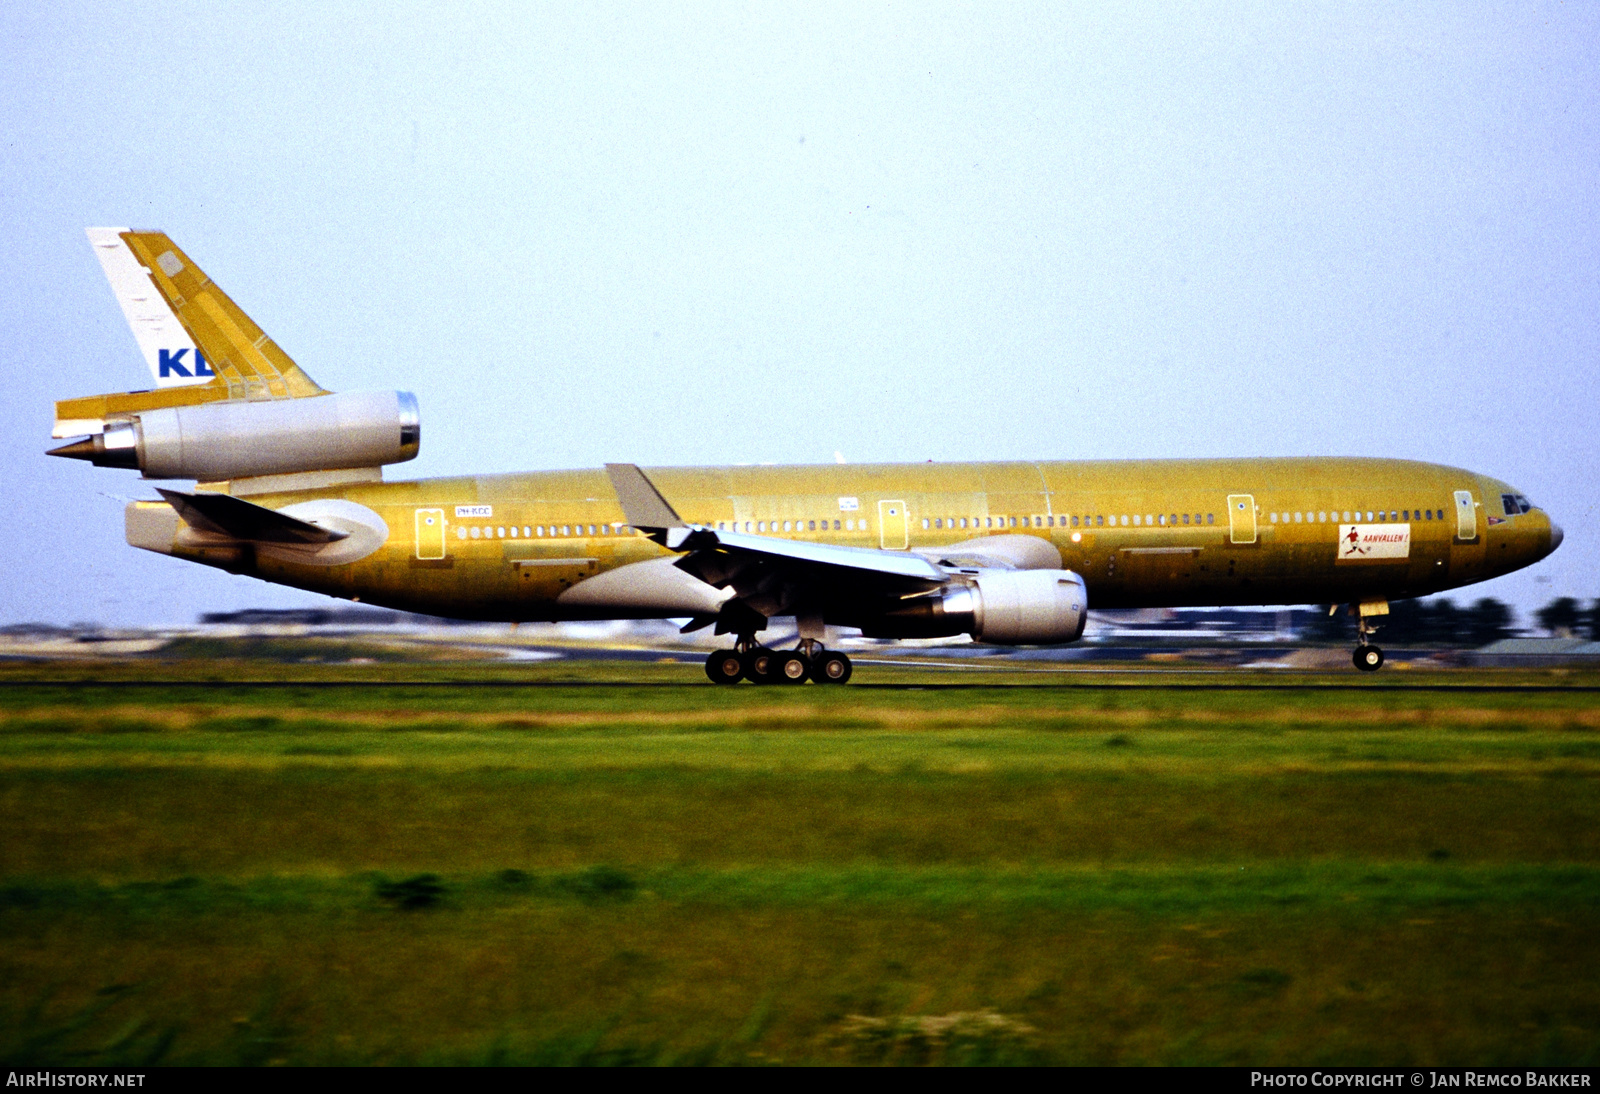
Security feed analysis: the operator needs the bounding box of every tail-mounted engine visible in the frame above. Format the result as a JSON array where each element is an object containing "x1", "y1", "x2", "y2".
[{"x1": 50, "y1": 390, "x2": 420, "y2": 481}]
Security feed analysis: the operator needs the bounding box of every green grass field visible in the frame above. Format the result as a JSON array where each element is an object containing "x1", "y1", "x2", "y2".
[{"x1": 2, "y1": 659, "x2": 1597, "y2": 1065}]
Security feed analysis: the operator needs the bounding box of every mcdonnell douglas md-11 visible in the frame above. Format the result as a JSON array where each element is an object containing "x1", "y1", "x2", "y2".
[{"x1": 49, "y1": 229, "x2": 1563, "y2": 682}]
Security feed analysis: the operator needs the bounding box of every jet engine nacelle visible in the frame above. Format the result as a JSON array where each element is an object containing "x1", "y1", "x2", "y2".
[
  {"x1": 867, "y1": 568, "x2": 1088, "y2": 644},
  {"x1": 68, "y1": 391, "x2": 420, "y2": 481},
  {"x1": 953, "y1": 568, "x2": 1088, "y2": 644}
]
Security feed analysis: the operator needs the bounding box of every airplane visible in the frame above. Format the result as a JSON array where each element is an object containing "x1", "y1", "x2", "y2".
[{"x1": 49, "y1": 229, "x2": 1563, "y2": 682}]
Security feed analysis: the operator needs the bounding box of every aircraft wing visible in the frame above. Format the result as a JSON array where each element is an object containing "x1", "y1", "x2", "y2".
[
  {"x1": 668, "y1": 525, "x2": 945, "y2": 585},
  {"x1": 156, "y1": 488, "x2": 350, "y2": 545},
  {"x1": 606, "y1": 463, "x2": 948, "y2": 629}
]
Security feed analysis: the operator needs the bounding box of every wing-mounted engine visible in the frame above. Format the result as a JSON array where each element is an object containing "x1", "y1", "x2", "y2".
[{"x1": 866, "y1": 568, "x2": 1088, "y2": 644}]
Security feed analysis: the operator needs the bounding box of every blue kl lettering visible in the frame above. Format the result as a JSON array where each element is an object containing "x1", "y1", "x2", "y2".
[
  {"x1": 158, "y1": 349, "x2": 213, "y2": 377},
  {"x1": 158, "y1": 348, "x2": 191, "y2": 377}
]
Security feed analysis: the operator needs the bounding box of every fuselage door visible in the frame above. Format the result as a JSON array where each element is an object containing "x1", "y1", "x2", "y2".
[
  {"x1": 415, "y1": 508, "x2": 446, "y2": 559},
  {"x1": 1227, "y1": 494, "x2": 1257, "y2": 544},
  {"x1": 879, "y1": 500, "x2": 908, "y2": 550},
  {"x1": 1454, "y1": 490, "x2": 1478, "y2": 541}
]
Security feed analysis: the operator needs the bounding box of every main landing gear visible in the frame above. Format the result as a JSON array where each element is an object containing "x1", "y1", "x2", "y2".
[
  {"x1": 1352, "y1": 613, "x2": 1385, "y2": 672},
  {"x1": 704, "y1": 638, "x2": 852, "y2": 685}
]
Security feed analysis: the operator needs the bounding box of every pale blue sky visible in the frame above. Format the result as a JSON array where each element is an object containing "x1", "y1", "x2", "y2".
[{"x1": 2, "y1": 2, "x2": 1595, "y2": 626}]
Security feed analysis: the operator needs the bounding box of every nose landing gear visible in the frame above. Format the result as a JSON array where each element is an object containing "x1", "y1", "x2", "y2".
[{"x1": 1353, "y1": 612, "x2": 1384, "y2": 672}]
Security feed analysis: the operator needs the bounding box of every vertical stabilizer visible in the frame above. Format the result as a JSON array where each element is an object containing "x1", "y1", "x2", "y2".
[
  {"x1": 56, "y1": 229, "x2": 333, "y2": 439},
  {"x1": 103, "y1": 230, "x2": 327, "y2": 401},
  {"x1": 87, "y1": 228, "x2": 209, "y2": 390}
]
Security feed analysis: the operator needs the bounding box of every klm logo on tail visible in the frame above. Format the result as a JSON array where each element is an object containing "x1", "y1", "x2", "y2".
[{"x1": 158, "y1": 348, "x2": 214, "y2": 378}]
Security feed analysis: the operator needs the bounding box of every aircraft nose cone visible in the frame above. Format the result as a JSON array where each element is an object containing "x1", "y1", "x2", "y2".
[{"x1": 1550, "y1": 519, "x2": 1564, "y2": 553}]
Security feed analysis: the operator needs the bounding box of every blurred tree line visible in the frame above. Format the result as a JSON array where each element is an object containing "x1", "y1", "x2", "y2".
[{"x1": 1300, "y1": 597, "x2": 1600, "y2": 647}]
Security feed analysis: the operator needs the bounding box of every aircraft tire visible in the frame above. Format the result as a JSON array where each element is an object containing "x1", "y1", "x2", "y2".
[
  {"x1": 705, "y1": 650, "x2": 744, "y2": 685},
  {"x1": 811, "y1": 651, "x2": 853, "y2": 684},
  {"x1": 743, "y1": 648, "x2": 776, "y2": 684},
  {"x1": 1353, "y1": 645, "x2": 1385, "y2": 672},
  {"x1": 772, "y1": 651, "x2": 809, "y2": 684}
]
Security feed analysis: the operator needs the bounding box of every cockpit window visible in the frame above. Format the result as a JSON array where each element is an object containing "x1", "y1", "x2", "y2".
[{"x1": 1501, "y1": 494, "x2": 1534, "y2": 516}]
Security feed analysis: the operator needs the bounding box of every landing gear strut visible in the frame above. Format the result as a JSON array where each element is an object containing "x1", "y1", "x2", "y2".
[
  {"x1": 1352, "y1": 614, "x2": 1384, "y2": 672},
  {"x1": 703, "y1": 637, "x2": 852, "y2": 685}
]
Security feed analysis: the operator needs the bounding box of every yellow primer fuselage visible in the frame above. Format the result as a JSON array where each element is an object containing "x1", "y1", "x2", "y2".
[{"x1": 138, "y1": 456, "x2": 1558, "y2": 622}]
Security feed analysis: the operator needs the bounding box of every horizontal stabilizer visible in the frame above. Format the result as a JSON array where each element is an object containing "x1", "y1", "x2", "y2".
[{"x1": 156, "y1": 488, "x2": 349, "y2": 545}]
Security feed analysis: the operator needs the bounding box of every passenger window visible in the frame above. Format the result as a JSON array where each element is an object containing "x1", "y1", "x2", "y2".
[
  {"x1": 784, "y1": 521, "x2": 792, "y2": 532},
  {"x1": 861, "y1": 521, "x2": 869, "y2": 532},
  {"x1": 456, "y1": 527, "x2": 467, "y2": 540},
  {"x1": 1270, "y1": 513, "x2": 1278, "y2": 523},
  {"x1": 833, "y1": 520, "x2": 841, "y2": 530},
  {"x1": 922, "y1": 518, "x2": 930, "y2": 530},
  {"x1": 509, "y1": 526, "x2": 518, "y2": 538},
  {"x1": 470, "y1": 526, "x2": 481, "y2": 539},
  {"x1": 1009, "y1": 517, "x2": 1017, "y2": 528},
  {"x1": 808, "y1": 520, "x2": 816, "y2": 531},
  {"x1": 1206, "y1": 514, "x2": 1214, "y2": 525},
  {"x1": 845, "y1": 520, "x2": 853, "y2": 531}
]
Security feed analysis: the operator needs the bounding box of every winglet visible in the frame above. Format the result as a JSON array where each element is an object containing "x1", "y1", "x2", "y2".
[{"x1": 605, "y1": 464, "x2": 687, "y2": 537}]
